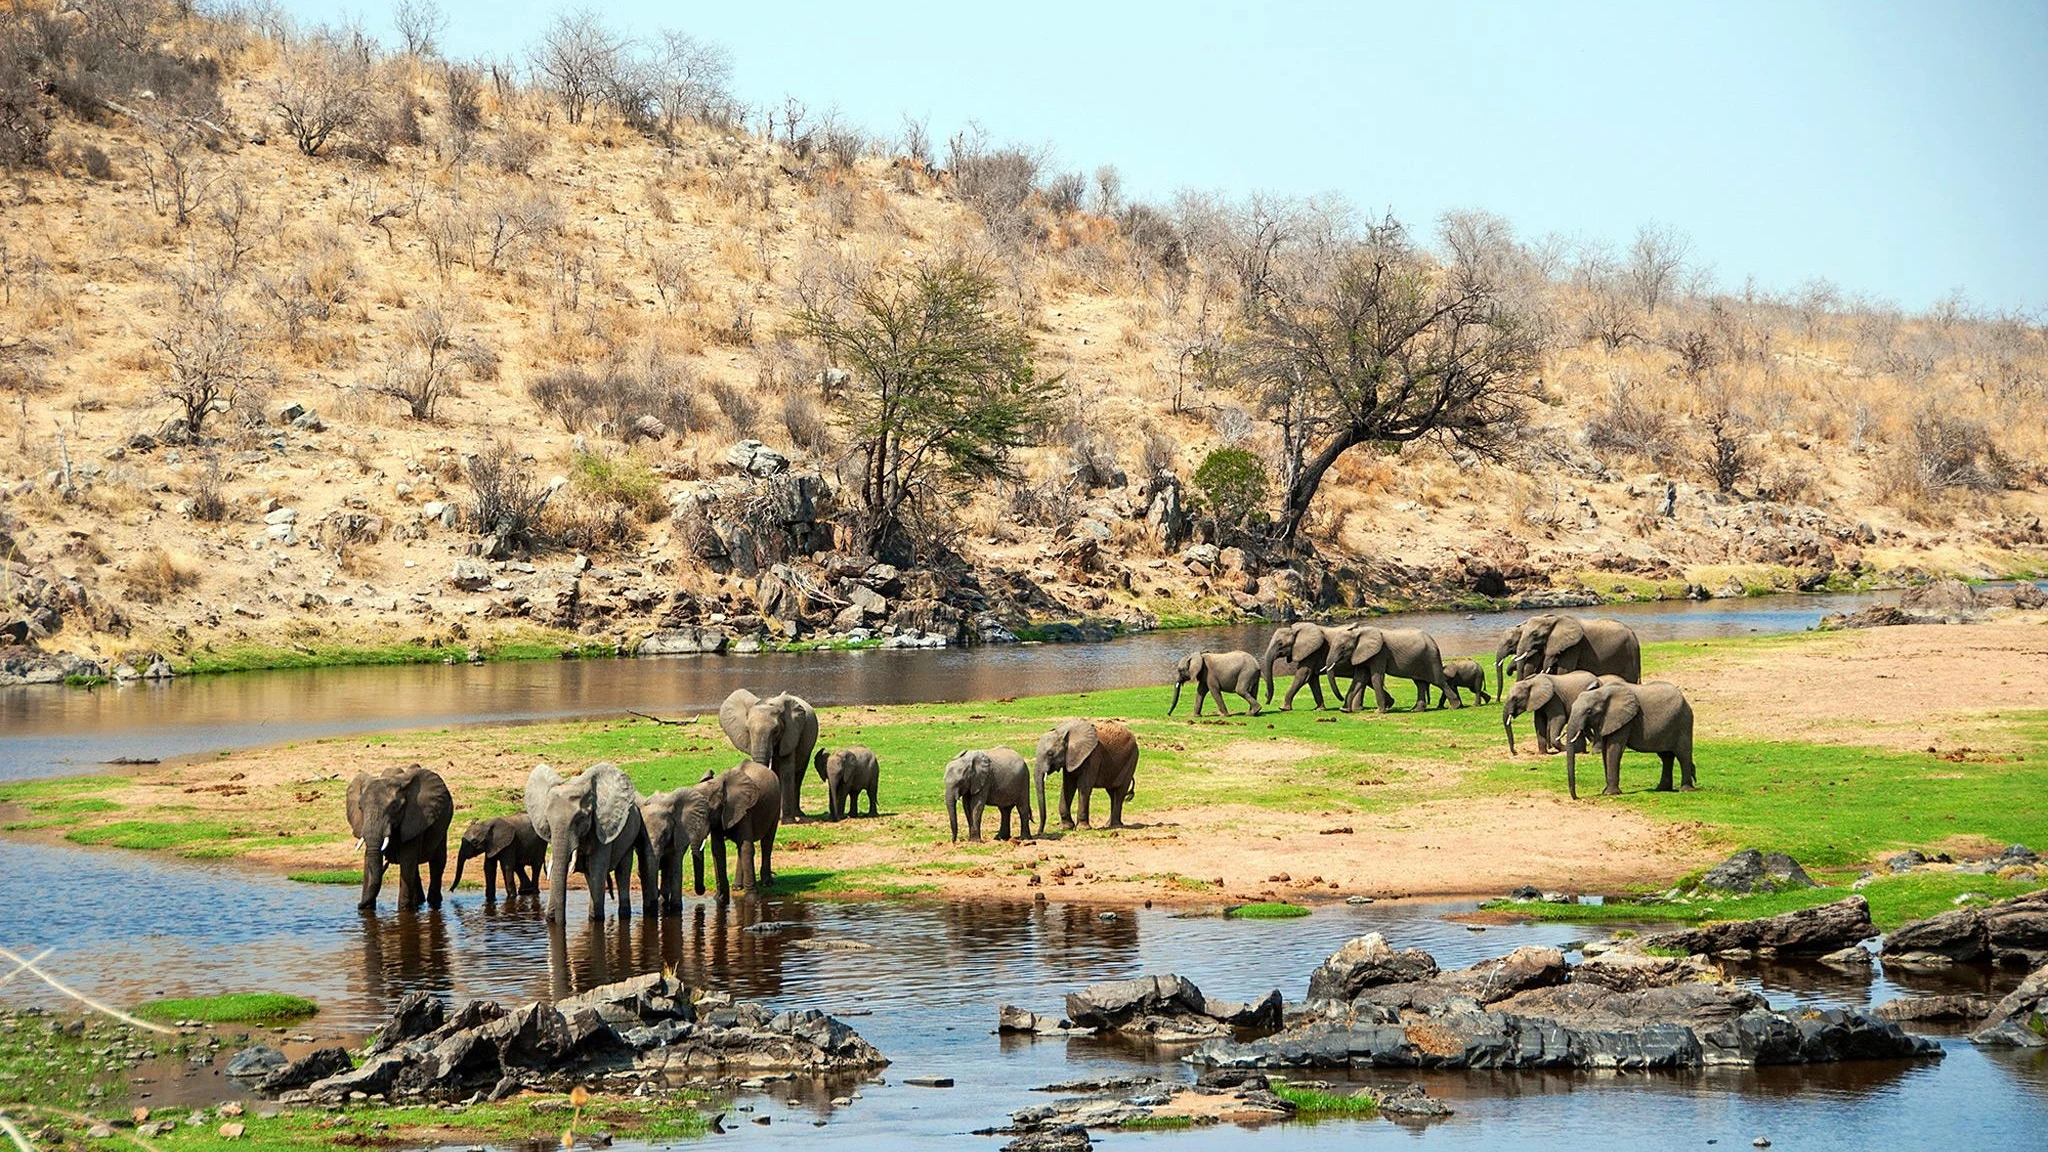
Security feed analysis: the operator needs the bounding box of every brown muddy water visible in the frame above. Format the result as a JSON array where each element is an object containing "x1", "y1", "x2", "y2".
[
  {"x1": 0, "y1": 590, "x2": 1921, "y2": 782},
  {"x1": 3, "y1": 839, "x2": 2045, "y2": 1150}
]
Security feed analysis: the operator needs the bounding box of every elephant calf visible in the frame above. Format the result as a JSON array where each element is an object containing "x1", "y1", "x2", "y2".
[
  {"x1": 1561, "y1": 682, "x2": 1698, "y2": 799},
  {"x1": 1035, "y1": 719, "x2": 1139, "y2": 834},
  {"x1": 699, "y1": 761, "x2": 782, "y2": 898},
  {"x1": 451, "y1": 814, "x2": 545, "y2": 903},
  {"x1": 814, "y1": 746, "x2": 880, "y2": 821},
  {"x1": 944, "y1": 747, "x2": 1032, "y2": 842},
  {"x1": 1440, "y1": 659, "x2": 1492, "y2": 706},
  {"x1": 1502, "y1": 671, "x2": 1622, "y2": 755},
  {"x1": 639, "y1": 785, "x2": 712, "y2": 914},
  {"x1": 1170, "y1": 650, "x2": 1262, "y2": 717}
]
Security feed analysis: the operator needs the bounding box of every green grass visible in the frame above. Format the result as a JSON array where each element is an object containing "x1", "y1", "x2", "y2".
[
  {"x1": 135, "y1": 993, "x2": 318, "y2": 1024},
  {"x1": 1271, "y1": 1080, "x2": 1380, "y2": 1118},
  {"x1": 1483, "y1": 873, "x2": 2044, "y2": 931},
  {"x1": 1120, "y1": 1115, "x2": 1199, "y2": 1129},
  {"x1": 171, "y1": 629, "x2": 614, "y2": 676},
  {"x1": 287, "y1": 869, "x2": 363, "y2": 885},
  {"x1": 1227, "y1": 902, "x2": 1312, "y2": 919}
]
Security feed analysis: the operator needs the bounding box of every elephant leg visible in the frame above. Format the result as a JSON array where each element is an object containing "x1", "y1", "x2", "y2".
[
  {"x1": 1440, "y1": 677, "x2": 1462, "y2": 709},
  {"x1": 866, "y1": 785, "x2": 878, "y2": 817},
  {"x1": 400, "y1": 861, "x2": 423, "y2": 907},
  {"x1": 712, "y1": 836, "x2": 730, "y2": 901},
  {"x1": 1280, "y1": 669, "x2": 1305, "y2": 710},
  {"x1": 616, "y1": 858, "x2": 635, "y2": 920},
  {"x1": 1655, "y1": 752, "x2": 1676, "y2": 792},
  {"x1": 759, "y1": 833, "x2": 773, "y2": 887},
  {"x1": 997, "y1": 806, "x2": 1012, "y2": 841},
  {"x1": 1076, "y1": 784, "x2": 1093, "y2": 829},
  {"x1": 1060, "y1": 777, "x2": 1077, "y2": 830},
  {"x1": 1108, "y1": 787, "x2": 1125, "y2": 829},
  {"x1": 484, "y1": 860, "x2": 499, "y2": 904},
  {"x1": 1410, "y1": 679, "x2": 1430, "y2": 712},
  {"x1": 1193, "y1": 683, "x2": 1206, "y2": 716},
  {"x1": 1679, "y1": 750, "x2": 1698, "y2": 791},
  {"x1": 586, "y1": 859, "x2": 606, "y2": 922},
  {"x1": 967, "y1": 797, "x2": 984, "y2": 842},
  {"x1": 1371, "y1": 670, "x2": 1394, "y2": 713},
  {"x1": 1212, "y1": 685, "x2": 1232, "y2": 716},
  {"x1": 1243, "y1": 687, "x2": 1261, "y2": 716},
  {"x1": 1306, "y1": 668, "x2": 1326, "y2": 710},
  {"x1": 426, "y1": 848, "x2": 445, "y2": 908},
  {"x1": 1603, "y1": 744, "x2": 1624, "y2": 796}
]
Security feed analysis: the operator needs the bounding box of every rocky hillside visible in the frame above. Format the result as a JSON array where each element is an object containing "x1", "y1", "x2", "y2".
[{"x1": 1, "y1": 6, "x2": 2044, "y2": 681}]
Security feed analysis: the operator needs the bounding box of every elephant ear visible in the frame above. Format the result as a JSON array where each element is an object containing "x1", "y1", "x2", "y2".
[
  {"x1": 718, "y1": 767, "x2": 774, "y2": 830},
  {"x1": 774, "y1": 695, "x2": 809, "y2": 757},
  {"x1": 1525, "y1": 677, "x2": 1556, "y2": 712},
  {"x1": 1063, "y1": 721, "x2": 1100, "y2": 772},
  {"x1": 344, "y1": 771, "x2": 372, "y2": 838},
  {"x1": 681, "y1": 787, "x2": 713, "y2": 849},
  {"x1": 1546, "y1": 616, "x2": 1587, "y2": 661},
  {"x1": 967, "y1": 751, "x2": 993, "y2": 792},
  {"x1": 1352, "y1": 629, "x2": 1385, "y2": 663},
  {"x1": 1598, "y1": 688, "x2": 1642, "y2": 737},
  {"x1": 486, "y1": 818, "x2": 520, "y2": 854},
  {"x1": 588, "y1": 762, "x2": 637, "y2": 845},
  {"x1": 525, "y1": 763, "x2": 565, "y2": 842},
  {"x1": 397, "y1": 766, "x2": 450, "y2": 843},
  {"x1": 717, "y1": 689, "x2": 760, "y2": 754}
]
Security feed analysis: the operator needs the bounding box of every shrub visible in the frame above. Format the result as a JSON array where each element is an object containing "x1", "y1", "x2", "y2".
[
  {"x1": 188, "y1": 454, "x2": 227, "y2": 522},
  {"x1": 1193, "y1": 447, "x2": 1270, "y2": 537},
  {"x1": 121, "y1": 547, "x2": 195, "y2": 603},
  {"x1": 466, "y1": 439, "x2": 547, "y2": 552},
  {"x1": 781, "y1": 390, "x2": 830, "y2": 456},
  {"x1": 709, "y1": 379, "x2": 758, "y2": 435},
  {"x1": 527, "y1": 356, "x2": 697, "y2": 440},
  {"x1": 1697, "y1": 407, "x2": 1753, "y2": 495},
  {"x1": 1584, "y1": 375, "x2": 1675, "y2": 467}
]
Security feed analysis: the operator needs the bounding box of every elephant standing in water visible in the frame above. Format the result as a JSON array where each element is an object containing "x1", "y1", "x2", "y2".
[
  {"x1": 1322, "y1": 626, "x2": 1457, "y2": 713},
  {"x1": 639, "y1": 785, "x2": 712, "y2": 913},
  {"x1": 451, "y1": 814, "x2": 545, "y2": 902},
  {"x1": 1034, "y1": 719, "x2": 1140, "y2": 834},
  {"x1": 526, "y1": 762, "x2": 649, "y2": 923},
  {"x1": 1169, "y1": 650, "x2": 1263, "y2": 716},
  {"x1": 346, "y1": 764, "x2": 453, "y2": 912},
  {"x1": 1561, "y1": 682, "x2": 1698, "y2": 799},
  {"x1": 699, "y1": 761, "x2": 781, "y2": 898},
  {"x1": 944, "y1": 747, "x2": 1033, "y2": 842},
  {"x1": 1501, "y1": 671, "x2": 1625, "y2": 754},
  {"x1": 1261, "y1": 623, "x2": 1343, "y2": 711},
  {"x1": 718, "y1": 689, "x2": 820, "y2": 820},
  {"x1": 1513, "y1": 615, "x2": 1642, "y2": 683}
]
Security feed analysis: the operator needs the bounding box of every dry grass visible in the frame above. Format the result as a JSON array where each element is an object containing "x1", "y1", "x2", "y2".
[{"x1": 119, "y1": 547, "x2": 196, "y2": 604}]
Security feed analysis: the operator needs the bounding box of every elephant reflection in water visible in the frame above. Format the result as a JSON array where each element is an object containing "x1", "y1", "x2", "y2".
[
  {"x1": 356, "y1": 906, "x2": 453, "y2": 1004},
  {"x1": 1031, "y1": 900, "x2": 1139, "y2": 965},
  {"x1": 938, "y1": 897, "x2": 1038, "y2": 951},
  {"x1": 546, "y1": 918, "x2": 642, "y2": 1001}
]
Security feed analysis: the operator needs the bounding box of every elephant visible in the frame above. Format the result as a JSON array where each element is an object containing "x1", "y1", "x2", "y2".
[
  {"x1": 1440, "y1": 659, "x2": 1492, "y2": 706},
  {"x1": 1494, "y1": 624, "x2": 1524, "y2": 700},
  {"x1": 1560, "y1": 682, "x2": 1698, "y2": 799},
  {"x1": 1322, "y1": 626, "x2": 1457, "y2": 713},
  {"x1": 1034, "y1": 719, "x2": 1140, "y2": 835},
  {"x1": 943, "y1": 747, "x2": 1033, "y2": 842},
  {"x1": 638, "y1": 785, "x2": 712, "y2": 913},
  {"x1": 814, "y1": 746, "x2": 880, "y2": 821},
  {"x1": 526, "y1": 762, "x2": 650, "y2": 923},
  {"x1": 1261, "y1": 623, "x2": 1346, "y2": 711},
  {"x1": 1500, "y1": 671, "x2": 1625, "y2": 754},
  {"x1": 698, "y1": 760, "x2": 781, "y2": 898},
  {"x1": 1169, "y1": 650, "x2": 1262, "y2": 717},
  {"x1": 345, "y1": 764, "x2": 453, "y2": 912},
  {"x1": 718, "y1": 689, "x2": 820, "y2": 820},
  {"x1": 1513, "y1": 615, "x2": 1643, "y2": 683},
  {"x1": 450, "y1": 814, "x2": 544, "y2": 903}
]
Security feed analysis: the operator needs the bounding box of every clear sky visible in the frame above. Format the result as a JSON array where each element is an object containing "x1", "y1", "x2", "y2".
[{"x1": 289, "y1": 0, "x2": 2046, "y2": 313}]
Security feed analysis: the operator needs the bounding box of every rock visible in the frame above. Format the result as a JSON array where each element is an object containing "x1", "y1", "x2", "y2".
[
  {"x1": 1695, "y1": 849, "x2": 1816, "y2": 894},
  {"x1": 1643, "y1": 896, "x2": 1877, "y2": 958},
  {"x1": 1569, "y1": 947, "x2": 1719, "y2": 993},
  {"x1": 1970, "y1": 963, "x2": 2048, "y2": 1047},
  {"x1": 1817, "y1": 945, "x2": 1874, "y2": 969},
  {"x1": 263, "y1": 506, "x2": 298, "y2": 525},
  {"x1": 277, "y1": 402, "x2": 306, "y2": 425},
  {"x1": 224, "y1": 1045, "x2": 289, "y2": 1078},
  {"x1": 1900, "y1": 578, "x2": 1978, "y2": 612},
  {"x1": 631, "y1": 414, "x2": 668, "y2": 441},
  {"x1": 450, "y1": 559, "x2": 493, "y2": 592},
  {"x1": 1064, "y1": 975, "x2": 1208, "y2": 1029},
  {"x1": 636, "y1": 627, "x2": 730, "y2": 656},
  {"x1": 1871, "y1": 994, "x2": 1997, "y2": 1024},
  {"x1": 1887, "y1": 850, "x2": 1927, "y2": 873},
  {"x1": 1980, "y1": 583, "x2": 2047, "y2": 609},
  {"x1": 1307, "y1": 933, "x2": 1441, "y2": 1002},
  {"x1": 1180, "y1": 544, "x2": 1220, "y2": 573},
  {"x1": 844, "y1": 583, "x2": 888, "y2": 618},
  {"x1": 218, "y1": 1122, "x2": 246, "y2": 1140},
  {"x1": 370, "y1": 992, "x2": 448, "y2": 1055},
  {"x1": 1364, "y1": 1081, "x2": 1454, "y2": 1117},
  {"x1": 725, "y1": 439, "x2": 790, "y2": 477},
  {"x1": 1003, "y1": 1125, "x2": 1091, "y2": 1152},
  {"x1": 862, "y1": 563, "x2": 902, "y2": 596},
  {"x1": 904, "y1": 1075, "x2": 954, "y2": 1088},
  {"x1": 1201, "y1": 989, "x2": 1284, "y2": 1029},
  {"x1": 254, "y1": 1046, "x2": 353, "y2": 1093}
]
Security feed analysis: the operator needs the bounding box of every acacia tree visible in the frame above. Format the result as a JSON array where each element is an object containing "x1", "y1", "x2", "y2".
[
  {"x1": 796, "y1": 255, "x2": 1060, "y2": 560},
  {"x1": 1235, "y1": 215, "x2": 1541, "y2": 545}
]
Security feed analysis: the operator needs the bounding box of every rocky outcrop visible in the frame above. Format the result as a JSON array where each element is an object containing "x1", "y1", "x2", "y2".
[
  {"x1": 0, "y1": 644, "x2": 105, "y2": 686},
  {"x1": 1970, "y1": 964, "x2": 2048, "y2": 1047},
  {"x1": 978, "y1": 1070, "x2": 1448, "y2": 1145},
  {"x1": 1002, "y1": 975, "x2": 1283, "y2": 1043},
  {"x1": 1881, "y1": 890, "x2": 2048, "y2": 969},
  {"x1": 1695, "y1": 849, "x2": 1816, "y2": 894},
  {"x1": 635, "y1": 626, "x2": 730, "y2": 656},
  {"x1": 1306, "y1": 932, "x2": 1440, "y2": 1002},
  {"x1": 1189, "y1": 937, "x2": 1938, "y2": 1072},
  {"x1": 1643, "y1": 896, "x2": 1877, "y2": 959},
  {"x1": 1871, "y1": 994, "x2": 1997, "y2": 1024},
  {"x1": 261, "y1": 974, "x2": 884, "y2": 1103}
]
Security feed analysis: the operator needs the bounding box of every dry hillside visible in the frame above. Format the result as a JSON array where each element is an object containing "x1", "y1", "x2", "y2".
[{"x1": 2, "y1": 4, "x2": 2045, "y2": 679}]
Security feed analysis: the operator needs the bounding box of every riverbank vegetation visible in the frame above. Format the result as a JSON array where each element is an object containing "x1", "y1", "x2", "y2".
[
  {"x1": 4, "y1": 626, "x2": 2045, "y2": 908},
  {"x1": 134, "y1": 993, "x2": 318, "y2": 1025}
]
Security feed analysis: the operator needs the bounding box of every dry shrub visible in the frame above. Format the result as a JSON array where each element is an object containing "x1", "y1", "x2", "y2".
[
  {"x1": 780, "y1": 390, "x2": 829, "y2": 456},
  {"x1": 1874, "y1": 408, "x2": 2014, "y2": 513},
  {"x1": 527, "y1": 348, "x2": 697, "y2": 439},
  {"x1": 188, "y1": 453, "x2": 227, "y2": 521},
  {"x1": 485, "y1": 126, "x2": 546, "y2": 174},
  {"x1": 121, "y1": 546, "x2": 195, "y2": 604},
  {"x1": 467, "y1": 438, "x2": 547, "y2": 551},
  {"x1": 709, "y1": 379, "x2": 758, "y2": 434},
  {"x1": 1583, "y1": 375, "x2": 1674, "y2": 467}
]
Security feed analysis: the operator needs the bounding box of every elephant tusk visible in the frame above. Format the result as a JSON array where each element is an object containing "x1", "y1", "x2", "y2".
[
  {"x1": 353, "y1": 837, "x2": 365, "y2": 852},
  {"x1": 380, "y1": 835, "x2": 390, "y2": 853}
]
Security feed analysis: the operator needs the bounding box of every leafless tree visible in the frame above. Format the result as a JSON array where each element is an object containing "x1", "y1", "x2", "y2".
[
  {"x1": 391, "y1": 0, "x2": 447, "y2": 57},
  {"x1": 272, "y1": 33, "x2": 373, "y2": 156},
  {"x1": 1092, "y1": 165, "x2": 1121, "y2": 217},
  {"x1": 136, "y1": 123, "x2": 221, "y2": 226},
  {"x1": 645, "y1": 29, "x2": 732, "y2": 141},
  {"x1": 375, "y1": 307, "x2": 458, "y2": 420},
  {"x1": 529, "y1": 9, "x2": 626, "y2": 125},
  {"x1": 1624, "y1": 222, "x2": 1691, "y2": 316},
  {"x1": 152, "y1": 279, "x2": 258, "y2": 439},
  {"x1": 897, "y1": 113, "x2": 931, "y2": 165}
]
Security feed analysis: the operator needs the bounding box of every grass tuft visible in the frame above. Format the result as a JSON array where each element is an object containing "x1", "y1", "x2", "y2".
[
  {"x1": 287, "y1": 869, "x2": 363, "y2": 885},
  {"x1": 1271, "y1": 1079, "x2": 1381, "y2": 1117},
  {"x1": 1226, "y1": 902, "x2": 1312, "y2": 919},
  {"x1": 135, "y1": 993, "x2": 318, "y2": 1023}
]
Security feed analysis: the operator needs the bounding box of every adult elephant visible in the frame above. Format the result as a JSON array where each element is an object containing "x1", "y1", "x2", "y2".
[
  {"x1": 718, "y1": 689, "x2": 820, "y2": 820},
  {"x1": 345, "y1": 764, "x2": 453, "y2": 912},
  {"x1": 1169, "y1": 650, "x2": 1262, "y2": 717},
  {"x1": 1560, "y1": 682, "x2": 1698, "y2": 799},
  {"x1": 1500, "y1": 671, "x2": 1624, "y2": 754},
  {"x1": 1260, "y1": 623, "x2": 1342, "y2": 711},
  {"x1": 1034, "y1": 719, "x2": 1140, "y2": 835},
  {"x1": 526, "y1": 762, "x2": 649, "y2": 923},
  {"x1": 450, "y1": 814, "x2": 545, "y2": 903},
  {"x1": 639, "y1": 785, "x2": 711, "y2": 914},
  {"x1": 943, "y1": 747, "x2": 1033, "y2": 842},
  {"x1": 1322, "y1": 626, "x2": 1457, "y2": 713},
  {"x1": 1493, "y1": 624, "x2": 1524, "y2": 700},
  {"x1": 699, "y1": 761, "x2": 781, "y2": 898},
  {"x1": 1513, "y1": 614, "x2": 1642, "y2": 683}
]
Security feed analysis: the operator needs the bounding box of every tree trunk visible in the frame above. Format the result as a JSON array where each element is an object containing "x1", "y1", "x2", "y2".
[{"x1": 1276, "y1": 426, "x2": 1364, "y2": 544}]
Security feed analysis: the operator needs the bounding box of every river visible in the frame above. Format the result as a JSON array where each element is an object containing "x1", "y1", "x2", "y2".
[{"x1": 0, "y1": 590, "x2": 1914, "y2": 782}]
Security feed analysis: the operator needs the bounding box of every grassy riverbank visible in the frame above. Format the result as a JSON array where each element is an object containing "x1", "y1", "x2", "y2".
[{"x1": 3, "y1": 624, "x2": 2045, "y2": 907}]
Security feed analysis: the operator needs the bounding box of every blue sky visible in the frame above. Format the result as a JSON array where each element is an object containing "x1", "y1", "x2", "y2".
[{"x1": 292, "y1": 0, "x2": 2045, "y2": 312}]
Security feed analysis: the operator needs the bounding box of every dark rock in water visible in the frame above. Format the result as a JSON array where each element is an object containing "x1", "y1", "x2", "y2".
[
  {"x1": 1202, "y1": 989, "x2": 1284, "y2": 1029},
  {"x1": 1041, "y1": 974, "x2": 1284, "y2": 1042},
  {"x1": 224, "y1": 1045, "x2": 289, "y2": 1078},
  {"x1": 1882, "y1": 890, "x2": 2048, "y2": 969},
  {"x1": 1365, "y1": 1081, "x2": 1454, "y2": 1117},
  {"x1": 1003, "y1": 1125, "x2": 1091, "y2": 1151},
  {"x1": 1970, "y1": 963, "x2": 2048, "y2": 1048},
  {"x1": 254, "y1": 1046, "x2": 352, "y2": 1093},
  {"x1": 1064, "y1": 975, "x2": 1208, "y2": 1029},
  {"x1": 904, "y1": 1075, "x2": 955, "y2": 1087},
  {"x1": 369, "y1": 992, "x2": 447, "y2": 1055},
  {"x1": 1308, "y1": 933, "x2": 1441, "y2": 1002},
  {"x1": 1871, "y1": 994, "x2": 1998, "y2": 1024},
  {"x1": 1644, "y1": 896, "x2": 1876, "y2": 958},
  {"x1": 1697, "y1": 849, "x2": 1815, "y2": 894},
  {"x1": 1194, "y1": 1068, "x2": 1268, "y2": 1090}
]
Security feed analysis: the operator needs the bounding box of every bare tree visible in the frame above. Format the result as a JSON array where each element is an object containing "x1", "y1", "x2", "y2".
[
  {"x1": 374, "y1": 308, "x2": 458, "y2": 420},
  {"x1": 272, "y1": 33, "x2": 373, "y2": 156},
  {"x1": 529, "y1": 9, "x2": 626, "y2": 125},
  {"x1": 646, "y1": 29, "x2": 732, "y2": 141},
  {"x1": 1091, "y1": 164, "x2": 1122, "y2": 217},
  {"x1": 1624, "y1": 222, "x2": 1691, "y2": 316},
  {"x1": 153, "y1": 278, "x2": 258, "y2": 439},
  {"x1": 897, "y1": 113, "x2": 930, "y2": 166},
  {"x1": 136, "y1": 122, "x2": 221, "y2": 226},
  {"x1": 391, "y1": 0, "x2": 447, "y2": 57}
]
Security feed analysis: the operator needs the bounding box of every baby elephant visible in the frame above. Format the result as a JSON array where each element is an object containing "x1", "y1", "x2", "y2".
[
  {"x1": 1561, "y1": 681, "x2": 1698, "y2": 798},
  {"x1": 814, "y1": 746, "x2": 880, "y2": 821},
  {"x1": 451, "y1": 815, "x2": 545, "y2": 902},
  {"x1": 944, "y1": 747, "x2": 1033, "y2": 842},
  {"x1": 1440, "y1": 659, "x2": 1492, "y2": 706},
  {"x1": 1169, "y1": 650, "x2": 1262, "y2": 717}
]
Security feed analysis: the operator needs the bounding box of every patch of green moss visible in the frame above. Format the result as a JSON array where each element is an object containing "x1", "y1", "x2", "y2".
[{"x1": 287, "y1": 869, "x2": 363, "y2": 885}]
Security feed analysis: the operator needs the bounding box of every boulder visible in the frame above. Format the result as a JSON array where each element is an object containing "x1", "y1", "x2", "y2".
[
  {"x1": 1643, "y1": 896, "x2": 1876, "y2": 958},
  {"x1": 725, "y1": 439, "x2": 790, "y2": 477},
  {"x1": 636, "y1": 627, "x2": 730, "y2": 656},
  {"x1": 1570, "y1": 947, "x2": 1720, "y2": 993},
  {"x1": 1307, "y1": 933, "x2": 1441, "y2": 1002},
  {"x1": 1879, "y1": 891, "x2": 2048, "y2": 968},
  {"x1": 1872, "y1": 994, "x2": 1997, "y2": 1024},
  {"x1": 1900, "y1": 578, "x2": 1978, "y2": 612},
  {"x1": 844, "y1": 583, "x2": 888, "y2": 618},
  {"x1": 1200, "y1": 989, "x2": 1285, "y2": 1029},
  {"x1": 450, "y1": 559, "x2": 493, "y2": 592},
  {"x1": 1970, "y1": 964, "x2": 2048, "y2": 1047},
  {"x1": 254, "y1": 1047, "x2": 353, "y2": 1093},
  {"x1": 1695, "y1": 849, "x2": 1816, "y2": 894},
  {"x1": 369, "y1": 992, "x2": 448, "y2": 1055},
  {"x1": 1064, "y1": 975, "x2": 1208, "y2": 1029},
  {"x1": 224, "y1": 1045, "x2": 289, "y2": 1079}
]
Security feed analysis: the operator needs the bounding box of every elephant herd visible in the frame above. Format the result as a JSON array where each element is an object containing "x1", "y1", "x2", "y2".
[
  {"x1": 1174, "y1": 612, "x2": 1701, "y2": 803},
  {"x1": 343, "y1": 688, "x2": 1146, "y2": 916}
]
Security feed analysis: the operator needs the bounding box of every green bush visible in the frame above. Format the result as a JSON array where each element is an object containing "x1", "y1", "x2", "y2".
[{"x1": 1193, "y1": 447, "x2": 1269, "y2": 537}]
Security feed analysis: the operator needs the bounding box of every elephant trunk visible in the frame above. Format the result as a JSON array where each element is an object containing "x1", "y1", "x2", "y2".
[
  {"x1": 1260, "y1": 637, "x2": 1281, "y2": 703},
  {"x1": 1495, "y1": 655, "x2": 1507, "y2": 700},
  {"x1": 1167, "y1": 678, "x2": 1185, "y2": 715},
  {"x1": 1503, "y1": 703, "x2": 1518, "y2": 756},
  {"x1": 545, "y1": 837, "x2": 572, "y2": 923},
  {"x1": 1033, "y1": 763, "x2": 1050, "y2": 837},
  {"x1": 944, "y1": 781, "x2": 961, "y2": 843},
  {"x1": 1565, "y1": 745, "x2": 1578, "y2": 800},
  {"x1": 450, "y1": 843, "x2": 472, "y2": 891},
  {"x1": 359, "y1": 841, "x2": 386, "y2": 910},
  {"x1": 692, "y1": 845, "x2": 705, "y2": 896}
]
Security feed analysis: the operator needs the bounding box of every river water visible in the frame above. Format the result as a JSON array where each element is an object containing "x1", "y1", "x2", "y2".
[
  {"x1": 0, "y1": 590, "x2": 1911, "y2": 782},
  {"x1": 1, "y1": 839, "x2": 2043, "y2": 1150}
]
